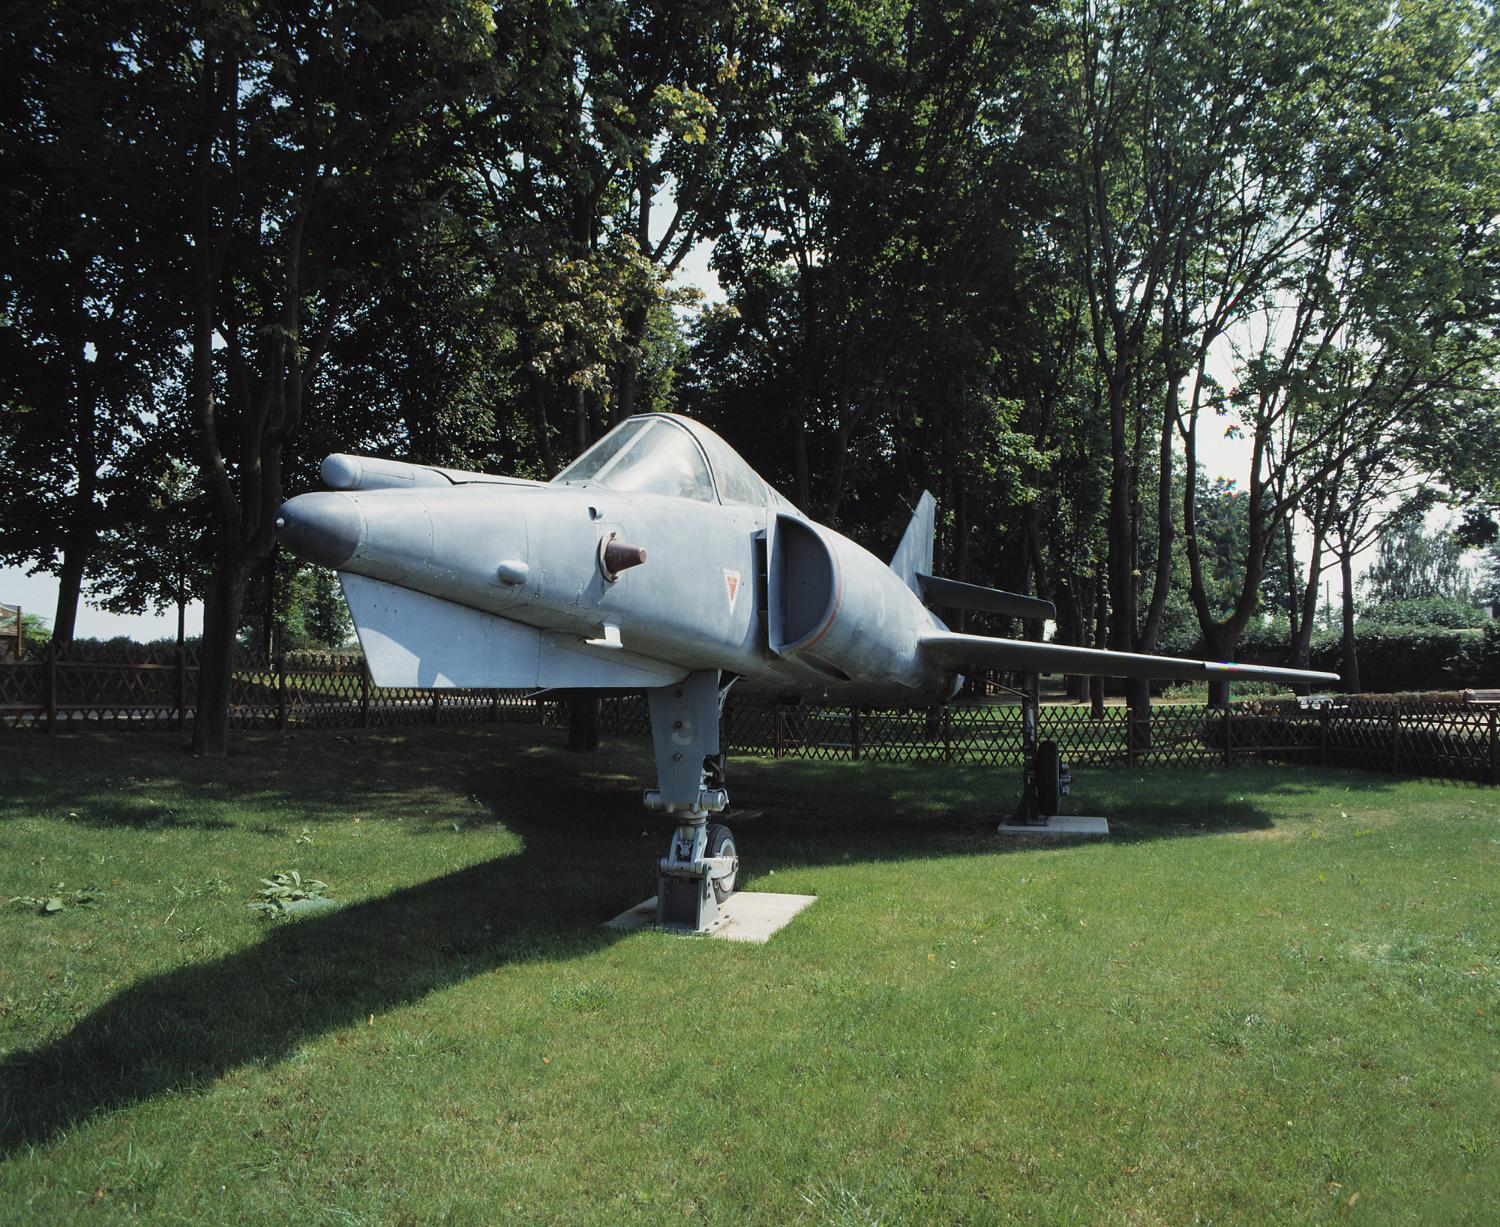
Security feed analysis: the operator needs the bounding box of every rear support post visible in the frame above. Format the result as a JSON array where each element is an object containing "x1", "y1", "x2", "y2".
[
  {"x1": 999, "y1": 672, "x2": 1087, "y2": 834},
  {"x1": 1012, "y1": 672, "x2": 1043, "y2": 825}
]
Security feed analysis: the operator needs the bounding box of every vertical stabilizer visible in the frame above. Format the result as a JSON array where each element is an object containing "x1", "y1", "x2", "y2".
[{"x1": 889, "y1": 491, "x2": 935, "y2": 597}]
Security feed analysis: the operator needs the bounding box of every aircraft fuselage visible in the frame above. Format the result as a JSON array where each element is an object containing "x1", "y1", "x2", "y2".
[{"x1": 279, "y1": 477, "x2": 956, "y2": 705}]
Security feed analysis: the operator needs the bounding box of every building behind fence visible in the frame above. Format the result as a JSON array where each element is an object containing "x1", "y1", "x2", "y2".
[
  {"x1": 2, "y1": 642, "x2": 1496, "y2": 785},
  {"x1": 0, "y1": 604, "x2": 20, "y2": 664}
]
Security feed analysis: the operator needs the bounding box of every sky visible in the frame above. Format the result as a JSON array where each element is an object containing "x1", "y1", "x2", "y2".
[{"x1": 0, "y1": 241, "x2": 1354, "y2": 643}]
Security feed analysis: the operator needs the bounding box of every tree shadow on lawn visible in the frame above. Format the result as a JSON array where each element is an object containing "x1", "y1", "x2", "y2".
[
  {"x1": 0, "y1": 792, "x2": 642, "y2": 1157},
  {"x1": 0, "y1": 734, "x2": 1409, "y2": 1156},
  {"x1": 715, "y1": 756, "x2": 1391, "y2": 868}
]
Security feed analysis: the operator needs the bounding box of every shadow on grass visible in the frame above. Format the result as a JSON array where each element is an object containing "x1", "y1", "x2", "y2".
[
  {"x1": 0, "y1": 817, "x2": 638, "y2": 1157},
  {"x1": 0, "y1": 727, "x2": 1413, "y2": 1156}
]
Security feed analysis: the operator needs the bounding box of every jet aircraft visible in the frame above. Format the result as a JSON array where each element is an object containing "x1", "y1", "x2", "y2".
[{"x1": 276, "y1": 413, "x2": 1338, "y2": 931}]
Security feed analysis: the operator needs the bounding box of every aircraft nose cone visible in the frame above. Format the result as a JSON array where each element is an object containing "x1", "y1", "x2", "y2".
[{"x1": 275, "y1": 492, "x2": 363, "y2": 568}]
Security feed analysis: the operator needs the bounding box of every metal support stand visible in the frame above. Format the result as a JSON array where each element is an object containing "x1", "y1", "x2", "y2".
[
  {"x1": 1013, "y1": 672, "x2": 1041, "y2": 824},
  {"x1": 1006, "y1": 672, "x2": 1072, "y2": 829},
  {"x1": 644, "y1": 671, "x2": 739, "y2": 933}
]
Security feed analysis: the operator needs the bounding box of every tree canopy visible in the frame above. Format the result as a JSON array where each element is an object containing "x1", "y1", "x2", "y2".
[{"x1": 2, "y1": 0, "x2": 1497, "y2": 745}]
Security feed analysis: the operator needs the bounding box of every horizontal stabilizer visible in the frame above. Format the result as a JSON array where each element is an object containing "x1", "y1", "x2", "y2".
[
  {"x1": 917, "y1": 573, "x2": 1055, "y2": 621},
  {"x1": 918, "y1": 629, "x2": 1339, "y2": 686},
  {"x1": 340, "y1": 573, "x2": 686, "y2": 689}
]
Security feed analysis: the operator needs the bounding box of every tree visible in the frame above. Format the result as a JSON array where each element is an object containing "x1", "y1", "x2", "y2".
[
  {"x1": 183, "y1": 1, "x2": 490, "y2": 756},
  {"x1": 1174, "y1": 0, "x2": 1500, "y2": 703},
  {"x1": 697, "y1": 0, "x2": 1067, "y2": 545},
  {"x1": 1364, "y1": 519, "x2": 1475, "y2": 607},
  {"x1": 0, "y1": 1, "x2": 189, "y2": 642},
  {"x1": 1064, "y1": 0, "x2": 1332, "y2": 707},
  {"x1": 1480, "y1": 546, "x2": 1500, "y2": 614},
  {"x1": 87, "y1": 457, "x2": 212, "y2": 650},
  {"x1": 240, "y1": 553, "x2": 351, "y2": 654}
]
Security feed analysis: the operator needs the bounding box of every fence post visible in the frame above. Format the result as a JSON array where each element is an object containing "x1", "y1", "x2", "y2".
[
  {"x1": 1319, "y1": 703, "x2": 1330, "y2": 766},
  {"x1": 360, "y1": 661, "x2": 372, "y2": 728},
  {"x1": 175, "y1": 642, "x2": 187, "y2": 732},
  {"x1": 489, "y1": 688, "x2": 500, "y2": 724},
  {"x1": 850, "y1": 703, "x2": 861, "y2": 762},
  {"x1": 1391, "y1": 702, "x2": 1401, "y2": 774},
  {"x1": 774, "y1": 705, "x2": 784, "y2": 759},
  {"x1": 433, "y1": 690, "x2": 443, "y2": 726},
  {"x1": 276, "y1": 652, "x2": 288, "y2": 731},
  {"x1": 943, "y1": 704, "x2": 952, "y2": 765},
  {"x1": 1489, "y1": 708, "x2": 1497, "y2": 786},
  {"x1": 1126, "y1": 704, "x2": 1137, "y2": 768},
  {"x1": 44, "y1": 641, "x2": 57, "y2": 734},
  {"x1": 1223, "y1": 702, "x2": 1233, "y2": 768}
]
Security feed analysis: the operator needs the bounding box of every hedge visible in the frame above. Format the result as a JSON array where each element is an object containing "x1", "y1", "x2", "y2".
[{"x1": 1229, "y1": 622, "x2": 1500, "y2": 692}]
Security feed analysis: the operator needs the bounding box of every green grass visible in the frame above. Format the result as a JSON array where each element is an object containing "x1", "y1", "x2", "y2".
[{"x1": 1, "y1": 725, "x2": 1496, "y2": 1224}]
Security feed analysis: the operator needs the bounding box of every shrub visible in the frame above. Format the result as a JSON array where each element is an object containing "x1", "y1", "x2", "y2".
[
  {"x1": 1359, "y1": 596, "x2": 1490, "y2": 629},
  {"x1": 1172, "y1": 620, "x2": 1500, "y2": 692},
  {"x1": 1305, "y1": 623, "x2": 1500, "y2": 691}
]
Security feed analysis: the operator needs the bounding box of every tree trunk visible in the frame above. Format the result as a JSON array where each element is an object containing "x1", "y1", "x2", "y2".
[
  {"x1": 1105, "y1": 372, "x2": 1134, "y2": 657},
  {"x1": 1282, "y1": 514, "x2": 1300, "y2": 646},
  {"x1": 1105, "y1": 370, "x2": 1149, "y2": 728},
  {"x1": 791, "y1": 415, "x2": 810, "y2": 511},
  {"x1": 567, "y1": 694, "x2": 601, "y2": 752},
  {"x1": 192, "y1": 550, "x2": 250, "y2": 758},
  {"x1": 1339, "y1": 551, "x2": 1360, "y2": 694},
  {"x1": 1203, "y1": 623, "x2": 1234, "y2": 710},
  {"x1": 51, "y1": 534, "x2": 90, "y2": 645},
  {"x1": 1057, "y1": 580, "x2": 1088, "y2": 701},
  {"x1": 1290, "y1": 522, "x2": 1326, "y2": 691},
  {"x1": 952, "y1": 482, "x2": 970, "y2": 633},
  {"x1": 1090, "y1": 578, "x2": 1107, "y2": 719},
  {"x1": 262, "y1": 547, "x2": 277, "y2": 657},
  {"x1": 571, "y1": 383, "x2": 588, "y2": 455},
  {"x1": 616, "y1": 302, "x2": 648, "y2": 421},
  {"x1": 615, "y1": 165, "x2": 653, "y2": 424}
]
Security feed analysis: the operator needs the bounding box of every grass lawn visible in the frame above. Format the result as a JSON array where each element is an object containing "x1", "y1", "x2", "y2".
[{"x1": 1, "y1": 724, "x2": 1496, "y2": 1224}]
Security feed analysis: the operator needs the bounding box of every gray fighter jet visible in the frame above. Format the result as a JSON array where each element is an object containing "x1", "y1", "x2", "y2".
[{"x1": 276, "y1": 413, "x2": 1337, "y2": 930}]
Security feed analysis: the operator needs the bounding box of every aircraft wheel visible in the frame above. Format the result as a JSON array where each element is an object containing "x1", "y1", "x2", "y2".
[
  {"x1": 705, "y1": 822, "x2": 737, "y2": 903},
  {"x1": 1036, "y1": 740, "x2": 1061, "y2": 817}
]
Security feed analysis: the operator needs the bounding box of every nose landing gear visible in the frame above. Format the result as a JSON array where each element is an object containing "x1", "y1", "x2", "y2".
[{"x1": 644, "y1": 670, "x2": 740, "y2": 932}]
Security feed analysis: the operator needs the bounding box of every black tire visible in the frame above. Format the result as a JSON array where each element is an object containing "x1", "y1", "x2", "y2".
[
  {"x1": 705, "y1": 822, "x2": 738, "y2": 903},
  {"x1": 1035, "y1": 740, "x2": 1061, "y2": 817}
]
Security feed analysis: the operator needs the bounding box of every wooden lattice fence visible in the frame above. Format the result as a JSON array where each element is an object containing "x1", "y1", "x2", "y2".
[
  {"x1": 593, "y1": 692, "x2": 1497, "y2": 783},
  {"x1": 0, "y1": 643, "x2": 539, "y2": 732},
  {"x1": 2, "y1": 645, "x2": 1494, "y2": 783}
]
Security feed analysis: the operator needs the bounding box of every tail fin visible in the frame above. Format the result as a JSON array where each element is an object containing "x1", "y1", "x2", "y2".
[{"x1": 889, "y1": 491, "x2": 935, "y2": 597}]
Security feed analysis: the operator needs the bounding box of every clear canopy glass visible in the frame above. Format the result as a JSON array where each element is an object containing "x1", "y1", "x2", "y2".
[{"x1": 553, "y1": 415, "x2": 771, "y2": 507}]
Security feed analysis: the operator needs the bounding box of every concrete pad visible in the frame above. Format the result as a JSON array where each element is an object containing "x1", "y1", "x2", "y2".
[
  {"x1": 605, "y1": 892, "x2": 817, "y2": 943},
  {"x1": 998, "y1": 815, "x2": 1110, "y2": 836}
]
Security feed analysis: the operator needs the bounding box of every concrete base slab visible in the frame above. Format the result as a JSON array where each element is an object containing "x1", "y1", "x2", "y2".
[
  {"x1": 998, "y1": 815, "x2": 1110, "y2": 836},
  {"x1": 605, "y1": 892, "x2": 817, "y2": 943}
]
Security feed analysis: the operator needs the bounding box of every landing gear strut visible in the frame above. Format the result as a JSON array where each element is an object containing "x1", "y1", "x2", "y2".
[{"x1": 644, "y1": 670, "x2": 739, "y2": 932}]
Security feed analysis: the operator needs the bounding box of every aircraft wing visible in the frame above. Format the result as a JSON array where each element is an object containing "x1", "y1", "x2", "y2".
[{"x1": 918, "y1": 630, "x2": 1339, "y2": 687}]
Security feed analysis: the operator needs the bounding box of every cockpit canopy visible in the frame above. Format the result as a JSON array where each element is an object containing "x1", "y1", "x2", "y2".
[{"x1": 552, "y1": 413, "x2": 787, "y2": 509}]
